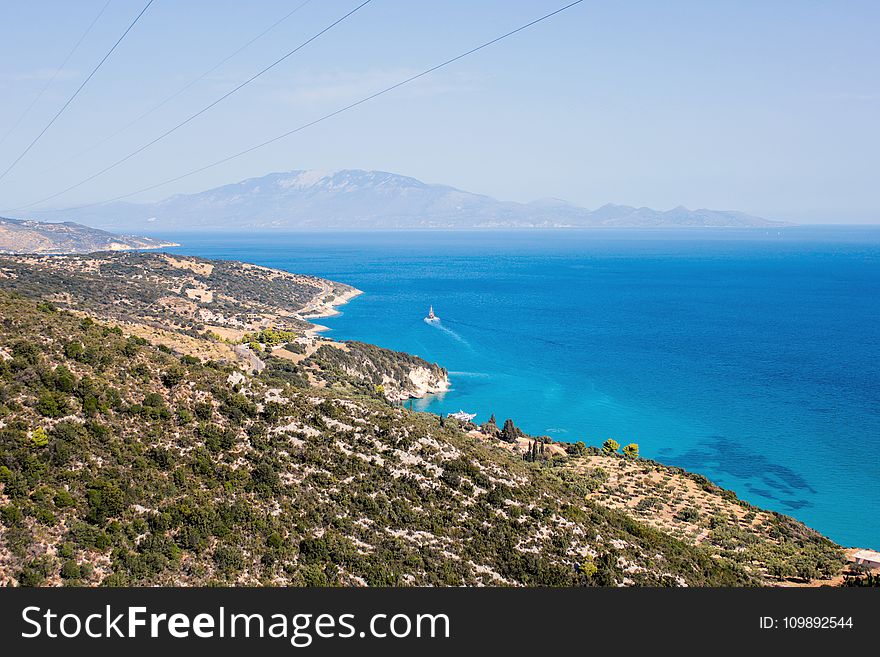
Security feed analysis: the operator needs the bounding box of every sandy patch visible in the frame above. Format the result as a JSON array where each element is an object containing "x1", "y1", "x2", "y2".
[
  {"x1": 185, "y1": 287, "x2": 214, "y2": 303},
  {"x1": 162, "y1": 255, "x2": 214, "y2": 277}
]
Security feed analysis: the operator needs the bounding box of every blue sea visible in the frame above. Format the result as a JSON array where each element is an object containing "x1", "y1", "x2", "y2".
[{"x1": 159, "y1": 228, "x2": 880, "y2": 548}]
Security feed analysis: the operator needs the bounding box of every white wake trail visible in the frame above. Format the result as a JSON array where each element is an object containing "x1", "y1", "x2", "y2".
[{"x1": 424, "y1": 318, "x2": 469, "y2": 346}]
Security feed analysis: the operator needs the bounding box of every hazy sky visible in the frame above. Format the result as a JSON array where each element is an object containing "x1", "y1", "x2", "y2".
[{"x1": 0, "y1": 0, "x2": 877, "y2": 223}]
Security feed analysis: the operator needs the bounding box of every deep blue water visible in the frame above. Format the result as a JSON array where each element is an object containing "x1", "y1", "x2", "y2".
[{"x1": 158, "y1": 228, "x2": 880, "y2": 548}]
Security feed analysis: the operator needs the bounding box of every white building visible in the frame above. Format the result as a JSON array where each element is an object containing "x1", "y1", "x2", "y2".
[{"x1": 852, "y1": 549, "x2": 880, "y2": 570}]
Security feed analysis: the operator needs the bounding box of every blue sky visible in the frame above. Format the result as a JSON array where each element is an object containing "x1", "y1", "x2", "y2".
[{"x1": 0, "y1": 0, "x2": 877, "y2": 223}]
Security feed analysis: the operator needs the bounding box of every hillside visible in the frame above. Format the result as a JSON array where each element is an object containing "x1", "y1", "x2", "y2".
[
  {"x1": 0, "y1": 279, "x2": 845, "y2": 586},
  {"x1": 28, "y1": 170, "x2": 786, "y2": 230},
  {"x1": 0, "y1": 216, "x2": 175, "y2": 254},
  {"x1": 0, "y1": 252, "x2": 447, "y2": 403},
  {"x1": 0, "y1": 251, "x2": 349, "y2": 336}
]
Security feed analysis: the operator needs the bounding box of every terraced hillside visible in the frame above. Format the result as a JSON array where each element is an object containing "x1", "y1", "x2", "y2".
[{"x1": 574, "y1": 453, "x2": 844, "y2": 582}]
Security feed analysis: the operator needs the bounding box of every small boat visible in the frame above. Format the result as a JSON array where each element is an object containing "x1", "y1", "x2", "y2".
[
  {"x1": 448, "y1": 410, "x2": 476, "y2": 422},
  {"x1": 424, "y1": 305, "x2": 440, "y2": 323}
]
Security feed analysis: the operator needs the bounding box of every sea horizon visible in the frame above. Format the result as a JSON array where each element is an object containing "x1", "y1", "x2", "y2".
[{"x1": 119, "y1": 223, "x2": 880, "y2": 234}]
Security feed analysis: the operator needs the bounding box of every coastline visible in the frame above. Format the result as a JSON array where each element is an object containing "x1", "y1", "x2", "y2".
[
  {"x1": 300, "y1": 283, "x2": 363, "y2": 334},
  {"x1": 143, "y1": 232, "x2": 878, "y2": 548},
  {"x1": 294, "y1": 279, "x2": 866, "y2": 550},
  {"x1": 0, "y1": 241, "x2": 180, "y2": 255},
  {"x1": 0, "y1": 249, "x2": 866, "y2": 586},
  {"x1": 119, "y1": 241, "x2": 181, "y2": 250},
  {"x1": 297, "y1": 281, "x2": 449, "y2": 400}
]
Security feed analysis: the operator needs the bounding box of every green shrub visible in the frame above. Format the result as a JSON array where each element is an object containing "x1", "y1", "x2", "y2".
[
  {"x1": 86, "y1": 482, "x2": 127, "y2": 525},
  {"x1": 29, "y1": 426, "x2": 50, "y2": 446},
  {"x1": 36, "y1": 392, "x2": 68, "y2": 418},
  {"x1": 60, "y1": 559, "x2": 81, "y2": 579},
  {"x1": 602, "y1": 439, "x2": 620, "y2": 455},
  {"x1": 1, "y1": 504, "x2": 24, "y2": 526}
]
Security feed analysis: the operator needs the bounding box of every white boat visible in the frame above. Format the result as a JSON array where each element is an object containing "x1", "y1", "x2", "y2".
[
  {"x1": 448, "y1": 410, "x2": 476, "y2": 422},
  {"x1": 424, "y1": 305, "x2": 440, "y2": 323}
]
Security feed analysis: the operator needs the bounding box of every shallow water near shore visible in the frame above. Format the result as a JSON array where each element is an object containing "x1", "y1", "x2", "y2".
[{"x1": 160, "y1": 227, "x2": 880, "y2": 548}]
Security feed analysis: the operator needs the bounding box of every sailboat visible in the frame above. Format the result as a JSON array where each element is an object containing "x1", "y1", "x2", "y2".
[{"x1": 424, "y1": 305, "x2": 440, "y2": 323}]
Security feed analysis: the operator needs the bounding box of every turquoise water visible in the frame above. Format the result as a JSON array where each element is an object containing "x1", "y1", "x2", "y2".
[{"x1": 160, "y1": 228, "x2": 880, "y2": 548}]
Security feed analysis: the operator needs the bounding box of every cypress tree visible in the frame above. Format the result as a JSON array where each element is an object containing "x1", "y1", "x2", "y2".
[{"x1": 500, "y1": 419, "x2": 517, "y2": 443}]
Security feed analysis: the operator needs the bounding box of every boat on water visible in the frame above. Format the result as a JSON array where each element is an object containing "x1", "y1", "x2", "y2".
[
  {"x1": 424, "y1": 305, "x2": 440, "y2": 323},
  {"x1": 448, "y1": 410, "x2": 476, "y2": 422}
]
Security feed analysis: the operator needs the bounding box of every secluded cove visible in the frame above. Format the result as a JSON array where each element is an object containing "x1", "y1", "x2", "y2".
[{"x1": 161, "y1": 227, "x2": 880, "y2": 548}]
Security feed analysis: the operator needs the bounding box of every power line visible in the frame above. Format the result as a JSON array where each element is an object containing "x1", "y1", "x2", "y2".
[
  {"x1": 13, "y1": 0, "x2": 372, "y2": 211},
  {"x1": 39, "y1": 0, "x2": 313, "y2": 176},
  {"x1": 0, "y1": 0, "x2": 113, "y2": 151},
  {"x1": 27, "y1": 0, "x2": 585, "y2": 214},
  {"x1": 0, "y1": 0, "x2": 155, "y2": 184},
  {"x1": 15, "y1": 0, "x2": 585, "y2": 214}
]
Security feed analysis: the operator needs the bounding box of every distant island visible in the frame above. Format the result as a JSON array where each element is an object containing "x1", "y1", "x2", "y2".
[
  {"x1": 0, "y1": 216, "x2": 177, "y2": 254},
  {"x1": 27, "y1": 169, "x2": 787, "y2": 231}
]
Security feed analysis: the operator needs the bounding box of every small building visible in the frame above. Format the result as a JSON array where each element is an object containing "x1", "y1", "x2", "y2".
[{"x1": 852, "y1": 549, "x2": 880, "y2": 570}]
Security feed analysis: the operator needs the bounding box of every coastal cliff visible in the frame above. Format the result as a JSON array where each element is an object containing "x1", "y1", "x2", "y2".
[{"x1": 305, "y1": 341, "x2": 449, "y2": 402}]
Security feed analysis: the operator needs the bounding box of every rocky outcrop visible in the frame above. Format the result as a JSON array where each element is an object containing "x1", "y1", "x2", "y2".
[
  {"x1": 305, "y1": 341, "x2": 449, "y2": 402},
  {"x1": 397, "y1": 364, "x2": 450, "y2": 401}
]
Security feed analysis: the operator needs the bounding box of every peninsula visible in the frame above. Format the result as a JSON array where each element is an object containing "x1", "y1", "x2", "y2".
[{"x1": 0, "y1": 216, "x2": 177, "y2": 254}]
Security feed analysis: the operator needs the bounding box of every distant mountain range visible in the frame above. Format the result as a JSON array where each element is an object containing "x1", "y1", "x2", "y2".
[
  {"x1": 27, "y1": 169, "x2": 786, "y2": 230},
  {"x1": 0, "y1": 216, "x2": 176, "y2": 254}
]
